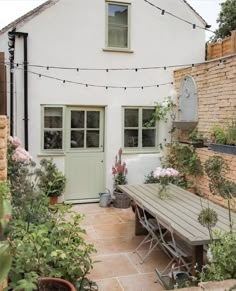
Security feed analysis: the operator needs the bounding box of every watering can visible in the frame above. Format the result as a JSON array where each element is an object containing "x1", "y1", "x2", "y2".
[{"x1": 99, "y1": 189, "x2": 112, "y2": 207}]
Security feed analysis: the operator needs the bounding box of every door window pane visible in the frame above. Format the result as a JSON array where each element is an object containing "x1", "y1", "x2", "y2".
[
  {"x1": 44, "y1": 107, "x2": 62, "y2": 128},
  {"x1": 142, "y1": 109, "x2": 154, "y2": 126},
  {"x1": 71, "y1": 131, "x2": 84, "y2": 148},
  {"x1": 44, "y1": 130, "x2": 62, "y2": 149},
  {"x1": 125, "y1": 109, "x2": 138, "y2": 127},
  {"x1": 87, "y1": 131, "x2": 99, "y2": 148},
  {"x1": 71, "y1": 111, "x2": 84, "y2": 128},
  {"x1": 124, "y1": 129, "x2": 138, "y2": 147},
  {"x1": 142, "y1": 129, "x2": 155, "y2": 147},
  {"x1": 87, "y1": 111, "x2": 99, "y2": 128}
]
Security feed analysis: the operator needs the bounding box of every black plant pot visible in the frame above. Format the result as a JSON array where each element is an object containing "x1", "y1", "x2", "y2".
[{"x1": 209, "y1": 143, "x2": 236, "y2": 155}]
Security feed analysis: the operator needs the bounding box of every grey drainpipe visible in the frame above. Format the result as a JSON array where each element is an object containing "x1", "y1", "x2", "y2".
[{"x1": 9, "y1": 31, "x2": 29, "y2": 150}]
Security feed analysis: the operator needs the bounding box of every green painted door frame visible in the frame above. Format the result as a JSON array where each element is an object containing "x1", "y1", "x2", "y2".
[{"x1": 65, "y1": 107, "x2": 105, "y2": 202}]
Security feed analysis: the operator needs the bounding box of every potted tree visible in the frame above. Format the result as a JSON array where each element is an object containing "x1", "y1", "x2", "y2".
[
  {"x1": 36, "y1": 159, "x2": 66, "y2": 205},
  {"x1": 112, "y1": 148, "x2": 130, "y2": 209}
]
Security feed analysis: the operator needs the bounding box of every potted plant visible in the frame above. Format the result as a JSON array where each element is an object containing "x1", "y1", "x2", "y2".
[
  {"x1": 112, "y1": 148, "x2": 130, "y2": 208},
  {"x1": 36, "y1": 159, "x2": 66, "y2": 205},
  {"x1": 188, "y1": 129, "x2": 206, "y2": 148},
  {"x1": 209, "y1": 121, "x2": 236, "y2": 155}
]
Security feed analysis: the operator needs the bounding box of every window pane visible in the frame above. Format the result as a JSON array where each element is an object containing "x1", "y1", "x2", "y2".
[
  {"x1": 87, "y1": 131, "x2": 99, "y2": 148},
  {"x1": 71, "y1": 131, "x2": 84, "y2": 148},
  {"x1": 142, "y1": 129, "x2": 155, "y2": 147},
  {"x1": 124, "y1": 129, "x2": 138, "y2": 147},
  {"x1": 44, "y1": 130, "x2": 62, "y2": 149},
  {"x1": 71, "y1": 111, "x2": 84, "y2": 128},
  {"x1": 44, "y1": 107, "x2": 62, "y2": 128},
  {"x1": 108, "y1": 4, "x2": 128, "y2": 25},
  {"x1": 108, "y1": 26, "x2": 128, "y2": 48},
  {"x1": 125, "y1": 109, "x2": 138, "y2": 127},
  {"x1": 142, "y1": 109, "x2": 155, "y2": 126},
  {"x1": 87, "y1": 111, "x2": 99, "y2": 128}
]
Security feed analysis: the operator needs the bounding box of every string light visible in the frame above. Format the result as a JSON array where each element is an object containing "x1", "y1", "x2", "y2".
[
  {"x1": 144, "y1": 0, "x2": 214, "y2": 33},
  {"x1": 0, "y1": 55, "x2": 229, "y2": 72},
  {"x1": 15, "y1": 68, "x2": 173, "y2": 90}
]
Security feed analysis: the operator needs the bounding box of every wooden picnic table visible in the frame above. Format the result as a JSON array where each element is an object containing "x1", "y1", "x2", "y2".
[{"x1": 118, "y1": 183, "x2": 236, "y2": 270}]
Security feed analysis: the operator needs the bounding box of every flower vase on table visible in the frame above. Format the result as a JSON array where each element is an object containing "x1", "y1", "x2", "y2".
[
  {"x1": 154, "y1": 167, "x2": 179, "y2": 200},
  {"x1": 159, "y1": 182, "x2": 170, "y2": 199}
]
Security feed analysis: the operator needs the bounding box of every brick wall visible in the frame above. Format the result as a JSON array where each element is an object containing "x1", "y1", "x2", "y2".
[
  {"x1": 0, "y1": 116, "x2": 8, "y2": 181},
  {"x1": 174, "y1": 54, "x2": 236, "y2": 138},
  {"x1": 193, "y1": 148, "x2": 236, "y2": 209},
  {"x1": 174, "y1": 56, "x2": 236, "y2": 209}
]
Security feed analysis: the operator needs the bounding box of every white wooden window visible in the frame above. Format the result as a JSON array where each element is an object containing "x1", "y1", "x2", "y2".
[
  {"x1": 106, "y1": 2, "x2": 130, "y2": 49},
  {"x1": 43, "y1": 107, "x2": 63, "y2": 150},
  {"x1": 123, "y1": 108, "x2": 157, "y2": 150}
]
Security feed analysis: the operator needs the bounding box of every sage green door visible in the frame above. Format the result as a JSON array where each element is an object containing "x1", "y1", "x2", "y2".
[{"x1": 65, "y1": 107, "x2": 105, "y2": 202}]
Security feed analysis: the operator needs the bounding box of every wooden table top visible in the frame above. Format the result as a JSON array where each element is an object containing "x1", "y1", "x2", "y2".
[{"x1": 118, "y1": 183, "x2": 236, "y2": 246}]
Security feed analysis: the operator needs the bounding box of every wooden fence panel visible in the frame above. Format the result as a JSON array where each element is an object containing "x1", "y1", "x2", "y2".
[{"x1": 207, "y1": 30, "x2": 236, "y2": 60}]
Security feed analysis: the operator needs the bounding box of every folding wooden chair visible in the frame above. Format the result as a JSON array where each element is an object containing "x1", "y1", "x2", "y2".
[
  {"x1": 134, "y1": 201, "x2": 168, "y2": 263},
  {"x1": 155, "y1": 214, "x2": 192, "y2": 287}
]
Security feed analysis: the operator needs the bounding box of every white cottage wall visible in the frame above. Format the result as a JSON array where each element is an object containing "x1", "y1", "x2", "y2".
[{"x1": 0, "y1": 0, "x2": 206, "y2": 197}]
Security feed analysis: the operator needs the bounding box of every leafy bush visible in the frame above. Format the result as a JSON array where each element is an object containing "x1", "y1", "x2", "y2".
[
  {"x1": 164, "y1": 143, "x2": 203, "y2": 177},
  {"x1": 200, "y1": 231, "x2": 236, "y2": 282},
  {"x1": 9, "y1": 204, "x2": 96, "y2": 290},
  {"x1": 36, "y1": 159, "x2": 66, "y2": 198}
]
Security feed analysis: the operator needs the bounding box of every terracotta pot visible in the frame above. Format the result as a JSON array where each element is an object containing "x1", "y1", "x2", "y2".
[
  {"x1": 39, "y1": 277, "x2": 76, "y2": 291},
  {"x1": 187, "y1": 187, "x2": 195, "y2": 194},
  {"x1": 49, "y1": 196, "x2": 58, "y2": 205}
]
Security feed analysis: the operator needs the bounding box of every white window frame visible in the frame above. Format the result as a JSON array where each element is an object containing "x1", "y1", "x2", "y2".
[
  {"x1": 105, "y1": 1, "x2": 131, "y2": 51},
  {"x1": 41, "y1": 105, "x2": 65, "y2": 153},
  {"x1": 122, "y1": 107, "x2": 159, "y2": 152}
]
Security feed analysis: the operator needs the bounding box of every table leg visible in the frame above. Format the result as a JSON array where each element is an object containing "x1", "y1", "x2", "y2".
[
  {"x1": 135, "y1": 206, "x2": 148, "y2": 236},
  {"x1": 192, "y1": 245, "x2": 204, "y2": 274}
]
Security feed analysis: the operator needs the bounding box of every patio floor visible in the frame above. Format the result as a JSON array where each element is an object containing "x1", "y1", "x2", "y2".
[{"x1": 72, "y1": 203, "x2": 168, "y2": 291}]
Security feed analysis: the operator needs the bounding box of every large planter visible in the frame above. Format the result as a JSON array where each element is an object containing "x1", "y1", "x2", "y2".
[
  {"x1": 210, "y1": 143, "x2": 236, "y2": 155},
  {"x1": 113, "y1": 191, "x2": 131, "y2": 209},
  {"x1": 38, "y1": 278, "x2": 76, "y2": 291}
]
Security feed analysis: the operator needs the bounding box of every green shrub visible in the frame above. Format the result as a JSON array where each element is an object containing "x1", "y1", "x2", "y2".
[{"x1": 200, "y1": 231, "x2": 236, "y2": 281}]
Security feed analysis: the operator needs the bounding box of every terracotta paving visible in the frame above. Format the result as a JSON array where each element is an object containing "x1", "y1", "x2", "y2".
[{"x1": 72, "y1": 203, "x2": 167, "y2": 291}]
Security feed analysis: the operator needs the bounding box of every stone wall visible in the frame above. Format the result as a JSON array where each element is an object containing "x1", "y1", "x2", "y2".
[{"x1": 0, "y1": 116, "x2": 8, "y2": 181}]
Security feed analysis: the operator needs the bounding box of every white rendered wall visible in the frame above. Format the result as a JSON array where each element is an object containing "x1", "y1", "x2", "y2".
[{"x1": 0, "y1": 0, "x2": 206, "y2": 191}]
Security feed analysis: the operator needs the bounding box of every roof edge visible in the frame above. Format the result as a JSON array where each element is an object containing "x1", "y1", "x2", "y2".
[
  {"x1": 0, "y1": 0, "x2": 59, "y2": 35},
  {"x1": 183, "y1": 0, "x2": 210, "y2": 28}
]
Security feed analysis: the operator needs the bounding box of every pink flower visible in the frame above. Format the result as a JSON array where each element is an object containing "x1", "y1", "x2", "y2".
[
  {"x1": 4, "y1": 213, "x2": 11, "y2": 221},
  {"x1": 12, "y1": 146, "x2": 31, "y2": 161},
  {"x1": 12, "y1": 136, "x2": 22, "y2": 148},
  {"x1": 118, "y1": 148, "x2": 122, "y2": 156}
]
